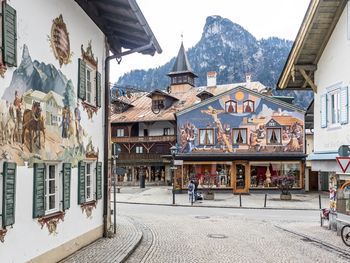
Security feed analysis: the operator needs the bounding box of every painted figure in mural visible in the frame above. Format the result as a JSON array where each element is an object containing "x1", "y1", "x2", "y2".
[
  {"x1": 22, "y1": 101, "x2": 45, "y2": 152},
  {"x1": 74, "y1": 101, "x2": 81, "y2": 143},
  {"x1": 61, "y1": 106, "x2": 70, "y2": 138},
  {"x1": 202, "y1": 106, "x2": 233, "y2": 152},
  {"x1": 13, "y1": 90, "x2": 23, "y2": 143},
  {"x1": 257, "y1": 124, "x2": 265, "y2": 139}
]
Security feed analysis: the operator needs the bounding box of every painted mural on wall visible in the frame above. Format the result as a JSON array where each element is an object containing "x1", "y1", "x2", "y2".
[
  {"x1": 0, "y1": 45, "x2": 94, "y2": 166},
  {"x1": 178, "y1": 89, "x2": 304, "y2": 154},
  {"x1": 48, "y1": 14, "x2": 73, "y2": 67}
]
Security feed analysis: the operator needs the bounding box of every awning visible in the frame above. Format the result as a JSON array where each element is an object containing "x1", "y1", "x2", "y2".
[
  {"x1": 307, "y1": 152, "x2": 338, "y2": 161},
  {"x1": 75, "y1": 0, "x2": 162, "y2": 56}
]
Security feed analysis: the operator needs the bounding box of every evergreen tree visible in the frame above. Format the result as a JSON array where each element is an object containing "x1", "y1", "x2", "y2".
[{"x1": 63, "y1": 79, "x2": 76, "y2": 110}]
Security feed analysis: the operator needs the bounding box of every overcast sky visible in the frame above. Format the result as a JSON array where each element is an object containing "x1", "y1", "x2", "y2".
[{"x1": 110, "y1": 0, "x2": 310, "y2": 83}]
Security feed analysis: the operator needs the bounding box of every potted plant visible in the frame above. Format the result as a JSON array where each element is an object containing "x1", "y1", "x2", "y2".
[{"x1": 272, "y1": 170, "x2": 295, "y2": 200}]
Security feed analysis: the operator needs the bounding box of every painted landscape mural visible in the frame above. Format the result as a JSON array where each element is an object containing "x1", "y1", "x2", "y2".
[
  {"x1": 0, "y1": 45, "x2": 93, "y2": 166},
  {"x1": 177, "y1": 88, "x2": 304, "y2": 154}
]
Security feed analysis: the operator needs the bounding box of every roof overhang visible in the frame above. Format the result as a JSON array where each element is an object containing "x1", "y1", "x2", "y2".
[
  {"x1": 176, "y1": 153, "x2": 307, "y2": 161},
  {"x1": 74, "y1": 0, "x2": 162, "y2": 57},
  {"x1": 277, "y1": 0, "x2": 347, "y2": 93}
]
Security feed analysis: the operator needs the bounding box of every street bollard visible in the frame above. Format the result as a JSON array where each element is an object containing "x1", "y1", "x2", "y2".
[
  {"x1": 264, "y1": 193, "x2": 267, "y2": 208},
  {"x1": 239, "y1": 194, "x2": 242, "y2": 207},
  {"x1": 319, "y1": 194, "x2": 321, "y2": 209}
]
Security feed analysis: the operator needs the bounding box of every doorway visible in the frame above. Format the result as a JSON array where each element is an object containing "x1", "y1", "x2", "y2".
[{"x1": 232, "y1": 162, "x2": 250, "y2": 194}]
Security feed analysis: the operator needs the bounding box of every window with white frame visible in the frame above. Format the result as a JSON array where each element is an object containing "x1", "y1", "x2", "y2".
[
  {"x1": 136, "y1": 146, "x2": 143, "y2": 154},
  {"x1": 85, "y1": 162, "x2": 94, "y2": 202},
  {"x1": 266, "y1": 128, "x2": 281, "y2": 144},
  {"x1": 320, "y1": 85, "x2": 348, "y2": 128},
  {"x1": 33, "y1": 162, "x2": 71, "y2": 218},
  {"x1": 78, "y1": 161, "x2": 102, "y2": 205},
  {"x1": 45, "y1": 164, "x2": 59, "y2": 214},
  {"x1": 163, "y1": 128, "x2": 170, "y2": 135},
  {"x1": 117, "y1": 128, "x2": 125, "y2": 137},
  {"x1": 199, "y1": 129, "x2": 214, "y2": 145},
  {"x1": 232, "y1": 128, "x2": 247, "y2": 144},
  {"x1": 86, "y1": 65, "x2": 96, "y2": 106}
]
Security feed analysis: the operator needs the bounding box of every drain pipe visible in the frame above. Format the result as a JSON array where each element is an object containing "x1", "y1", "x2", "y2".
[{"x1": 103, "y1": 42, "x2": 159, "y2": 237}]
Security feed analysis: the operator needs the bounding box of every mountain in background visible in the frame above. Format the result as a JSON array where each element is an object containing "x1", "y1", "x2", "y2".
[
  {"x1": 117, "y1": 15, "x2": 313, "y2": 109},
  {"x1": 2, "y1": 44, "x2": 68, "y2": 101}
]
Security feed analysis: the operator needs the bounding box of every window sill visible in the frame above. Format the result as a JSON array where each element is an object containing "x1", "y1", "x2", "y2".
[
  {"x1": 37, "y1": 211, "x2": 65, "y2": 235},
  {"x1": 82, "y1": 101, "x2": 99, "y2": 119},
  {"x1": 80, "y1": 200, "x2": 97, "y2": 218},
  {"x1": 327, "y1": 124, "x2": 342, "y2": 131}
]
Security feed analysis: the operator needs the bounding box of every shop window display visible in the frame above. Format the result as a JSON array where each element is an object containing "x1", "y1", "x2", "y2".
[
  {"x1": 183, "y1": 163, "x2": 231, "y2": 189},
  {"x1": 250, "y1": 162, "x2": 301, "y2": 189},
  {"x1": 337, "y1": 180, "x2": 350, "y2": 215}
]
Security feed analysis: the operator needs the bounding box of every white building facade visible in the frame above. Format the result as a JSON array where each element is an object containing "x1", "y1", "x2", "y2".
[{"x1": 0, "y1": 0, "x2": 161, "y2": 262}]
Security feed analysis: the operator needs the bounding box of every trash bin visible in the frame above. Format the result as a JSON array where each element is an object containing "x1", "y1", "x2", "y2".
[{"x1": 140, "y1": 175, "x2": 145, "y2": 188}]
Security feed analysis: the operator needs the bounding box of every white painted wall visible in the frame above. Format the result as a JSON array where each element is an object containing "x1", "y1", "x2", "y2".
[
  {"x1": 314, "y1": 4, "x2": 350, "y2": 154},
  {"x1": 0, "y1": 0, "x2": 106, "y2": 262},
  {"x1": 138, "y1": 121, "x2": 175, "y2": 136}
]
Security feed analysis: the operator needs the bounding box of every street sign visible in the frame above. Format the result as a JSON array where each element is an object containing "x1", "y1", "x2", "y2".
[
  {"x1": 174, "y1": 160, "x2": 183, "y2": 165},
  {"x1": 338, "y1": 145, "x2": 350, "y2": 156},
  {"x1": 336, "y1": 156, "x2": 350, "y2": 173}
]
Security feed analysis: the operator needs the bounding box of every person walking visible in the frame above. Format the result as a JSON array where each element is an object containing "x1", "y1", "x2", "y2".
[
  {"x1": 194, "y1": 179, "x2": 199, "y2": 201},
  {"x1": 188, "y1": 180, "x2": 195, "y2": 205}
]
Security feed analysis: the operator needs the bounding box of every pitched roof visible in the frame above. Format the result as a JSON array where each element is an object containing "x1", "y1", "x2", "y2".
[
  {"x1": 167, "y1": 42, "x2": 197, "y2": 77},
  {"x1": 110, "y1": 81, "x2": 278, "y2": 123},
  {"x1": 277, "y1": 0, "x2": 347, "y2": 91},
  {"x1": 43, "y1": 91, "x2": 64, "y2": 108},
  {"x1": 74, "y1": 0, "x2": 162, "y2": 56}
]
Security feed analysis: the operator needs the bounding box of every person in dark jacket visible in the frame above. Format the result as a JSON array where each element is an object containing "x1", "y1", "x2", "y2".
[{"x1": 193, "y1": 179, "x2": 199, "y2": 201}]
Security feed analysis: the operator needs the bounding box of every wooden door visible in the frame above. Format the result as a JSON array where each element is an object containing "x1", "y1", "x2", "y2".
[{"x1": 232, "y1": 162, "x2": 250, "y2": 194}]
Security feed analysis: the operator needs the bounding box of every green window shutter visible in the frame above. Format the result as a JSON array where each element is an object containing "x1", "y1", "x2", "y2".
[
  {"x1": 2, "y1": 2, "x2": 17, "y2": 67},
  {"x1": 78, "y1": 161, "x2": 86, "y2": 204},
  {"x1": 78, "y1": 58, "x2": 86, "y2": 100},
  {"x1": 62, "y1": 163, "x2": 71, "y2": 210},
  {"x1": 2, "y1": 162, "x2": 16, "y2": 227},
  {"x1": 33, "y1": 163, "x2": 45, "y2": 218},
  {"x1": 96, "y1": 162, "x2": 102, "y2": 199},
  {"x1": 320, "y1": 94, "x2": 327, "y2": 128},
  {"x1": 96, "y1": 71, "x2": 102, "y2": 107}
]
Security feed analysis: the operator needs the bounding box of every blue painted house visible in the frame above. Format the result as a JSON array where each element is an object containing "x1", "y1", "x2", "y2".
[{"x1": 175, "y1": 85, "x2": 306, "y2": 193}]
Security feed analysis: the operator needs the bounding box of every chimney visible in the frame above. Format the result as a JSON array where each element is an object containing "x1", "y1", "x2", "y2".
[
  {"x1": 207, "y1": 71, "x2": 217, "y2": 86},
  {"x1": 245, "y1": 73, "x2": 252, "y2": 83}
]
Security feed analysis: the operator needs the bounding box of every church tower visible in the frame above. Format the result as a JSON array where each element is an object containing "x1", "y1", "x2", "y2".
[{"x1": 167, "y1": 41, "x2": 197, "y2": 94}]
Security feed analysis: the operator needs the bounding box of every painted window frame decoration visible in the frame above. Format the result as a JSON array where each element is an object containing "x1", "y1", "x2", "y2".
[
  {"x1": 243, "y1": 100, "x2": 254, "y2": 113},
  {"x1": 225, "y1": 100, "x2": 237, "y2": 113},
  {"x1": 232, "y1": 128, "x2": 248, "y2": 144},
  {"x1": 320, "y1": 85, "x2": 348, "y2": 128},
  {"x1": 199, "y1": 129, "x2": 214, "y2": 145},
  {"x1": 77, "y1": 41, "x2": 102, "y2": 119},
  {"x1": 32, "y1": 162, "x2": 71, "y2": 235},
  {"x1": 49, "y1": 14, "x2": 72, "y2": 67},
  {"x1": 266, "y1": 128, "x2": 282, "y2": 145}
]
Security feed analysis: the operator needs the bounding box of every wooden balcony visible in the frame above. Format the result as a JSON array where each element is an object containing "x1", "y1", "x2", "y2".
[
  {"x1": 117, "y1": 152, "x2": 168, "y2": 164},
  {"x1": 111, "y1": 135, "x2": 176, "y2": 143}
]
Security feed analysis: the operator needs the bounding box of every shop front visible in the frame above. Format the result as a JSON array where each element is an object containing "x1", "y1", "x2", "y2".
[{"x1": 179, "y1": 159, "x2": 304, "y2": 194}]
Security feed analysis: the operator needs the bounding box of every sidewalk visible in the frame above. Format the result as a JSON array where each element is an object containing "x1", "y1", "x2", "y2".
[
  {"x1": 59, "y1": 216, "x2": 142, "y2": 263},
  {"x1": 114, "y1": 186, "x2": 329, "y2": 210}
]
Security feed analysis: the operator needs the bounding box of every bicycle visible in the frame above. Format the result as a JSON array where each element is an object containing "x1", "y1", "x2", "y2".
[{"x1": 341, "y1": 224, "x2": 350, "y2": 246}]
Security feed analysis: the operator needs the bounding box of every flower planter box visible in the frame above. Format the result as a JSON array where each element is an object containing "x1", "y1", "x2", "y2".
[
  {"x1": 280, "y1": 193, "x2": 292, "y2": 200},
  {"x1": 204, "y1": 192, "x2": 215, "y2": 200}
]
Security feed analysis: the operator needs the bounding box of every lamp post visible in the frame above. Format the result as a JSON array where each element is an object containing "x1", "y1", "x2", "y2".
[
  {"x1": 170, "y1": 145, "x2": 177, "y2": 205},
  {"x1": 112, "y1": 143, "x2": 121, "y2": 234}
]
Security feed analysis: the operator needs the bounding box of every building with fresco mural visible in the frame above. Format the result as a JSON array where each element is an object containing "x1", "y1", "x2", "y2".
[
  {"x1": 111, "y1": 40, "x2": 306, "y2": 194},
  {"x1": 0, "y1": 0, "x2": 161, "y2": 262}
]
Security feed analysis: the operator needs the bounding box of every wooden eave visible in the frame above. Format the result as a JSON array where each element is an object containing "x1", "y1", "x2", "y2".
[
  {"x1": 74, "y1": 0, "x2": 162, "y2": 56},
  {"x1": 277, "y1": 0, "x2": 347, "y2": 93}
]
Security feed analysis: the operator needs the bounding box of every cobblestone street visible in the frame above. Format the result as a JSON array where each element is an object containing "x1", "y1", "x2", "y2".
[{"x1": 122, "y1": 206, "x2": 350, "y2": 263}]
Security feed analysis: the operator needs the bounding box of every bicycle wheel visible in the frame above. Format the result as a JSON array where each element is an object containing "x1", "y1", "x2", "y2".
[{"x1": 341, "y1": 225, "x2": 350, "y2": 247}]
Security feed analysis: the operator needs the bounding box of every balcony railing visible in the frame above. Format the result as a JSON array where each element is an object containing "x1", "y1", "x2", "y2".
[
  {"x1": 117, "y1": 152, "x2": 167, "y2": 163},
  {"x1": 111, "y1": 135, "x2": 176, "y2": 143}
]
